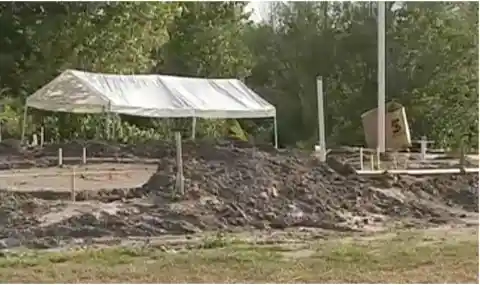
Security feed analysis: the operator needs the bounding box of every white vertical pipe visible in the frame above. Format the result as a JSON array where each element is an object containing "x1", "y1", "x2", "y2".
[
  {"x1": 82, "y1": 147, "x2": 87, "y2": 164},
  {"x1": 58, "y1": 148, "x2": 63, "y2": 166},
  {"x1": 360, "y1": 147, "x2": 364, "y2": 170},
  {"x1": 378, "y1": 1, "x2": 386, "y2": 153},
  {"x1": 420, "y1": 135, "x2": 427, "y2": 161},
  {"x1": 71, "y1": 166, "x2": 76, "y2": 202},
  {"x1": 316, "y1": 76, "x2": 326, "y2": 162},
  {"x1": 376, "y1": 148, "x2": 381, "y2": 170},
  {"x1": 175, "y1": 132, "x2": 184, "y2": 196}
]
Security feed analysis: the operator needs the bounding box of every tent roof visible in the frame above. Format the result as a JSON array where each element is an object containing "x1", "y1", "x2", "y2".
[{"x1": 26, "y1": 69, "x2": 276, "y2": 118}]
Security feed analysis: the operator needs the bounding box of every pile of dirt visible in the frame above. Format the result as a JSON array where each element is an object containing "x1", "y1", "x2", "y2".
[
  {"x1": 142, "y1": 143, "x2": 478, "y2": 229},
  {"x1": 0, "y1": 139, "x2": 270, "y2": 169},
  {"x1": 0, "y1": 139, "x2": 261, "y2": 159},
  {"x1": 0, "y1": 139, "x2": 476, "y2": 170},
  {"x1": 0, "y1": 141, "x2": 478, "y2": 250}
]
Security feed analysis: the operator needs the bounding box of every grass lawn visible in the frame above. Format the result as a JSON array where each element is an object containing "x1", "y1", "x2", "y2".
[{"x1": 0, "y1": 228, "x2": 478, "y2": 283}]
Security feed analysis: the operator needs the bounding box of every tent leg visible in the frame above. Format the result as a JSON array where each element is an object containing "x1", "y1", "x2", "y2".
[
  {"x1": 111, "y1": 113, "x2": 116, "y2": 140},
  {"x1": 191, "y1": 117, "x2": 196, "y2": 140},
  {"x1": 273, "y1": 116, "x2": 278, "y2": 149},
  {"x1": 105, "y1": 101, "x2": 112, "y2": 141},
  {"x1": 21, "y1": 105, "x2": 28, "y2": 145}
]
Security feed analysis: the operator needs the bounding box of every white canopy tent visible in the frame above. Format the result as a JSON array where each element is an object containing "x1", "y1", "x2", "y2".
[{"x1": 23, "y1": 69, "x2": 278, "y2": 147}]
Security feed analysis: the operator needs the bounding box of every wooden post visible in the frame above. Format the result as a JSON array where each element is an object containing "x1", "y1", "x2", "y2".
[
  {"x1": 359, "y1": 147, "x2": 364, "y2": 170},
  {"x1": 58, "y1": 148, "x2": 63, "y2": 166},
  {"x1": 82, "y1": 147, "x2": 87, "y2": 164},
  {"x1": 71, "y1": 166, "x2": 76, "y2": 202},
  {"x1": 40, "y1": 126, "x2": 44, "y2": 147},
  {"x1": 370, "y1": 154, "x2": 375, "y2": 170},
  {"x1": 175, "y1": 132, "x2": 185, "y2": 196}
]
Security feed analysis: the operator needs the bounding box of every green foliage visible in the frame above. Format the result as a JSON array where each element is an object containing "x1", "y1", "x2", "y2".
[
  {"x1": 0, "y1": 2, "x2": 477, "y2": 149},
  {"x1": 155, "y1": 1, "x2": 253, "y2": 78},
  {"x1": 246, "y1": 1, "x2": 478, "y2": 149}
]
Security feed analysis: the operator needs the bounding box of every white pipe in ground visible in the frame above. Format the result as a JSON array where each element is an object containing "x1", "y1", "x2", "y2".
[{"x1": 58, "y1": 148, "x2": 63, "y2": 166}]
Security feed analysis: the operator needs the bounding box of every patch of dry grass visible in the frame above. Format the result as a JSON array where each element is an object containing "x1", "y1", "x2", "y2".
[{"x1": 0, "y1": 228, "x2": 478, "y2": 283}]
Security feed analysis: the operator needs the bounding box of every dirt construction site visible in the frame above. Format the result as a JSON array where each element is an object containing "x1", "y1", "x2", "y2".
[{"x1": 0, "y1": 139, "x2": 478, "y2": 282}]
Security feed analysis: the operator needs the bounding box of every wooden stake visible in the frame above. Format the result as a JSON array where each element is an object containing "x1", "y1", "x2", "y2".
[
  {"x1": 58, "y1": 148, "x2": 63, "y2": 166},
  {"x1": 175, "y1": 132, "x2": 184, "y2": 196},
  {"x1": 71, "y1": 166, "x2": 76, "y2": 202}
]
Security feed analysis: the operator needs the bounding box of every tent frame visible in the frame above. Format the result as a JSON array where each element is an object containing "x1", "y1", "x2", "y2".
[{"x1": 21, "y1": 103, "x2": 279, "y2": 148}]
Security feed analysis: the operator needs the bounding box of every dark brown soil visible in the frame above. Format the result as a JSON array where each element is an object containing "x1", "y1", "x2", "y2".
[
  {"x1": 0, "y1": 140, "x2": 477, "y2": 250},
  {"x1": 143, "y1": 142, "x2": 478, "y2": 229}
]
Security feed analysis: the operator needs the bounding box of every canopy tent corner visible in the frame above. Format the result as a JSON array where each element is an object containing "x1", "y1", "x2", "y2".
[{"x1": 22, "y1": 69, "x2": 278, "y2": 147}]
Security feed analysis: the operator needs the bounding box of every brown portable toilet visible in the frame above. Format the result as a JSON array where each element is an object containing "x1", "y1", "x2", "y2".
[{"x1": 361, "y1": 101, "x2": 412, "y2": 150}]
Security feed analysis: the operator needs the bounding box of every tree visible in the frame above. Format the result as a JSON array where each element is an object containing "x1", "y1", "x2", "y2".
[
  {"x1": 390, "y1": 2, "x2": 478, "y2": 148},
  {"x1": 0, "y1": 2, "x2": 179, "y2": 139},
  {"x1": 0, "y1": 2, "x2": 477, "y2": 148},
  {"x1": 246, "y1": 1, "x2": 478, "y2": 148},
  {"x1": 155, "y1": 1, "x2": 253, "y2": 78}
]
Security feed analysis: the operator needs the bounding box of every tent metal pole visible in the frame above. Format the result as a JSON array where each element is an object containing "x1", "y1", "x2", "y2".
[
  {"x1": 191, "y1": 117, "x2": 196, "y2": 140},
  {"x1": 105, "y1": 101, "x2": 112, "y2": 140},
  {"x1": 109, "y1": 101, "x2": 115, "y2": 140},
  {"x1": 273, "y1": 116, "x2": 278, "y2": 149},
  {"x1": 20, "y1": 105, "x2": 28, "y2": 145}
]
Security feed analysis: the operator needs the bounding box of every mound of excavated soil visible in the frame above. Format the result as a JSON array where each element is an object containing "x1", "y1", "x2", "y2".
[
  {"x1": 0, "y1": 139, "x2": 262, "y2": 159},
  {"x1": 0, "y1": 139, "x2": 270, "y2": 169},
  {"x1": 0, "y1": 141, "x2": 478, "y2": 249},
  {"x1": 1, "y1": 139, "x2": 476, "y2": 170},
  {"x1": 142, "y1": 142, "x2": 478, "y2": 229}
]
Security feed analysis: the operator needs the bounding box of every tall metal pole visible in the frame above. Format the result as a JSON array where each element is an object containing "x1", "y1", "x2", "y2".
[{"x1": 377, "y1": 1, "x2": 386, "y2": 153}]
